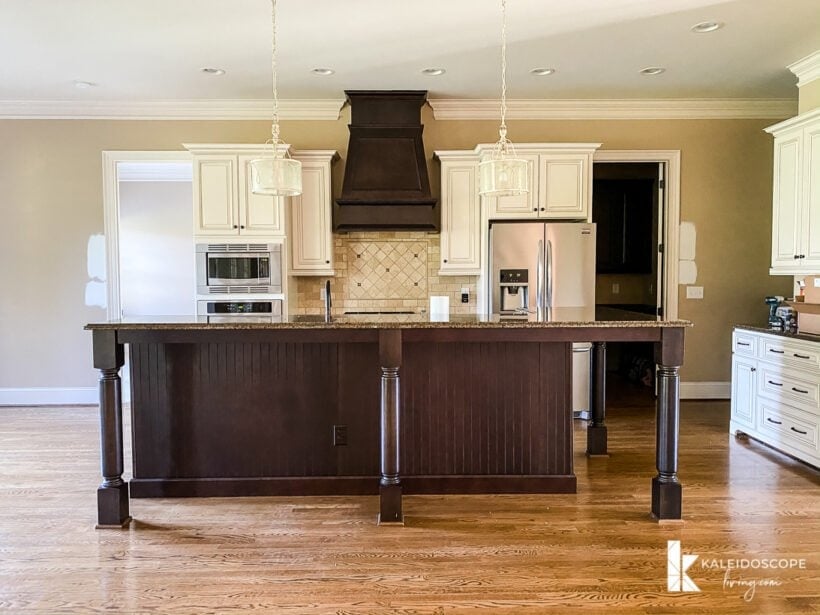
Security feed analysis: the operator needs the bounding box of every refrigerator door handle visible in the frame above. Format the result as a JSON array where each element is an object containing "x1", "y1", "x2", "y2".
[
  {"x1": 546, "y1": 239, "x2": 553, "y2": 308},
  {"x1": 536, "y1": 239, "x2": 544, "y2": 312}
]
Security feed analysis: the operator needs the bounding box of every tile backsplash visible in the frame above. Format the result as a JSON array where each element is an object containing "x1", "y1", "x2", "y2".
[{"x1": 292, "y1": 232, "x2": 477, "y2": 315}]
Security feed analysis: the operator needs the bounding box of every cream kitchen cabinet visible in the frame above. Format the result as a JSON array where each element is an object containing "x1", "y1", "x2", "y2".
[
  {"x1": 481, "y1": 144, "x2": 600, "y2": 221},
  {"x1": 435, "y1": 151, "x2": 482, "y2": 275},
  {"x1": 730, "y1": 327, "x2": 820, "y2": 468},
  {"x1": 765, "y1": 109, "x2": 820, "y2": 275},
  {"x1": 288, "y1": 150, "x2": 338, "y2": 276},
  {"x1": 187, "y1": 144, "x2": 289, "y2": 238}
]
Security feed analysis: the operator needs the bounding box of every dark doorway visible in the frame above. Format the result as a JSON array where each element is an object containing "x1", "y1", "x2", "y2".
[{"x1": 593, "y1": 162, "x2": 663, "y2": 402}]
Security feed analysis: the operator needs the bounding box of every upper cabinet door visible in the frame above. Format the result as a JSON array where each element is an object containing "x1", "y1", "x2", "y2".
[
  {"x1": 771, "y1": 130, "x2": 802, "y2": 270},
  {"x1": 802, "y1": 123, "x2": 820, "y2": 269},
  {"x1": 194, "y1": 156, "x2": 238, "y2": 235},
  {"x1": 237, "y1": 154, "x2": 285, "y2": 236},
  {"x1": 538, "y1": 154, "x2": 588, "y2": 219},
  {"x1": 440, "y1": 161, "x2": 481, "y2": 274},
  {"x1": 290, "y1": 162, "x2": 334, "y2": 274},
  {"x1": 485, "y1": 154, "x2": 539, "y2": 219}
]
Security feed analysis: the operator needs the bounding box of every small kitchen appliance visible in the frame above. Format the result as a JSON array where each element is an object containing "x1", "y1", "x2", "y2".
[{"x1": 765, "y1": 295, "x2": 785, "y2": 330}]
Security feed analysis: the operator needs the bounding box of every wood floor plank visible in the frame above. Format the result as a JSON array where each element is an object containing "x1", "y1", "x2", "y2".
[{"x1": 1, "y1": 384, "x2": 819, "y2": 613}]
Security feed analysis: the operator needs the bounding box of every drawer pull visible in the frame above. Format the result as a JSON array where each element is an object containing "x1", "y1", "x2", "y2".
[
  {"x1": 768, "y1": 380, "x2": 783, "y2": 387},
  {"x1": 737, "y1": 342, "x2": 751, "y2": 347},
  {"x1": 769, "y1": 349, "x2": 784, "y2": 354},
  {"x1": 791, "y1": 387, "x2": 809, "y2": 394},
  {"x1": 790, "y1": 427, "x2": 808, "y2": 435},
  {"x1": 767, "y1": 418, "x2": 782, "y2": 425},
  {"x1": 793, "y1": 353, "x2": 811, "y2": 359}
]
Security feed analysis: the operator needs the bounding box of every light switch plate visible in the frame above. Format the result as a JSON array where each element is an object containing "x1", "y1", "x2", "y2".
[
  {"x1": 814, "y1": 278, "x2": 820, "y2": 288},
  {"x1": 686, "y1": 286, "x2": 704, "y2": 299},
  {"x1": 612, "y1": 283, "x2": 620, "y2": 294}
]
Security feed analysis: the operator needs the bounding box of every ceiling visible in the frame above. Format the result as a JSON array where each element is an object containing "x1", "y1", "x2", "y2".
[{"x1": 0, "y1": 0, "x2": 818, "y2": 103}]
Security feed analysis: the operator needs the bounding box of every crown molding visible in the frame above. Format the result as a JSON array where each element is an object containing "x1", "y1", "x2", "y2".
[
  {"x1": 788, "y1": 51, "x2": 820, "y2": 88},
  {"x1": 427, "y1": 98, "x2": 797, "y2": 120},
  {"x1": 0, "y1": 99, "x2": 346, "y2": 120}
]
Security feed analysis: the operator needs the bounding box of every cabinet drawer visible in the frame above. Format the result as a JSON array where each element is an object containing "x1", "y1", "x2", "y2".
[
  {"x1": 759, "y1": 337, "x2": 820, "y2": 372},
  {"x1": 732, "y1": 331, "x2": 758, "y2": 357},
  {"x1": 757, "y1": 364, "x2": 820, "y2": 410},
  {"x1": 758, "y1": 399, "x2": 820, "y2": 455}
]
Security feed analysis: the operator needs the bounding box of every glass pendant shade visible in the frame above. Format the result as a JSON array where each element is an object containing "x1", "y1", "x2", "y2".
[
  {"x1": 249, "y1": 156, "x2": 302, "y2": 196},
  {"x1": 478, "y1": 157, "x2": 528, "y2": 197}
]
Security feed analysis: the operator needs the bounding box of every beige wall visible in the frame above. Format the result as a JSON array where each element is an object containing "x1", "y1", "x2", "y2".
[
  {"x1": 0, "y1": 110, "x2": 793, "y2": 391},
  {"x1": 798, "y1": 79, "x2": 820, "y2": 113}
]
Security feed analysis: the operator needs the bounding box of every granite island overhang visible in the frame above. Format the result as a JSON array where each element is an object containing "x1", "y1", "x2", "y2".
[{"x1": 85, "y1": 311, "x2": 691, "y2": 527}]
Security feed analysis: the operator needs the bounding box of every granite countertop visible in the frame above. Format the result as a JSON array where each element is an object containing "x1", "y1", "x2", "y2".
[
  {"x1": 87, "y1": 307, "x2": 692, "y2": 331},
  {"x1": 734, "y1": 324, "x2": 820, "y2": 344}
]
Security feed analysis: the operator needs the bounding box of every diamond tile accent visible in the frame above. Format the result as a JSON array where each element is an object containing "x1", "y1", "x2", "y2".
[{"x1": 347, "y1": 241, "x2": 427, "y2": 300}]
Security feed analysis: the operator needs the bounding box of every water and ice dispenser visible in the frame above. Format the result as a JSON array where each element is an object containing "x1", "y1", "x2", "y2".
[{"x1": 499, "y1": 269, "x2": 529, "y2": 313}]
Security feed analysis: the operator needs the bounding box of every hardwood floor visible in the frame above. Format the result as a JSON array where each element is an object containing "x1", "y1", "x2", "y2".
[{"x1": 1, "y1": 388, "x2": 818, "y2": 614}]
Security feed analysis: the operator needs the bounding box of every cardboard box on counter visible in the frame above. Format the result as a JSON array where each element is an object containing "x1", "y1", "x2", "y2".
[
  {"x1": 786, "y1": 298, "x2": 820, "y2": 335},
  {"x1": 804, "y1": 275, "x2": 820, "y2": 304}
]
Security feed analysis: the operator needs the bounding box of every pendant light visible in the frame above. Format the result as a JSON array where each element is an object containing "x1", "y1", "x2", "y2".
[
  {"x1": 250, "y1": 0, "x2": 302, "y2": 196},
  {"x1": 478, "y1": 0, "x2": 528, "y2": 197}
]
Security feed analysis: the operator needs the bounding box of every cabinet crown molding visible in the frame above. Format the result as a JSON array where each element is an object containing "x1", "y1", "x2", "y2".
[
  {"x1": 184, "y1": 143, "x2": 292, "y2": 155},
  {"x1": 764, "y1": 108, "x2": 820, "y2": 135},
  {"x1": 788, "y1": 51, "x2": 820, "y2": 88}
]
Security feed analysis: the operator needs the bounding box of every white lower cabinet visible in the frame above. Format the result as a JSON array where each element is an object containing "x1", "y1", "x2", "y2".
[{"x1": 730, "y1": 328, "x2": 820, "y2": 467}]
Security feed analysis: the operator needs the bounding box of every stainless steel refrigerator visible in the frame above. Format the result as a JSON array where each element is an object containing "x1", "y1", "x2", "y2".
[{"x1": 489, "y1": 221, "x2": 596, "y2": 419}]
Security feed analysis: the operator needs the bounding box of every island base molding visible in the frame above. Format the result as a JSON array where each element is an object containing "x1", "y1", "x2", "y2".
[{"x1": 129, "y1": 475, "x2": 578, "y2": 498}]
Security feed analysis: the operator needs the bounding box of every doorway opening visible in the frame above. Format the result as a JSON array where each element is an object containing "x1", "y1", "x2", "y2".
[
  {"x1": 101, "y1": 152, "x2": 194, "y2": 400},
  {"x1": 593, "y1": 161, "x2": 665, "y2": 405}
]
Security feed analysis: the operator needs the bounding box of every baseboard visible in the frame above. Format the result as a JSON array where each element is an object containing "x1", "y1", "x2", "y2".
[
  {"x1": 0, "y1": 387, "x2": 98, "y2": 406},
  {"x1": 680, "y1": 381, "x2": 730, "y2": 400}
]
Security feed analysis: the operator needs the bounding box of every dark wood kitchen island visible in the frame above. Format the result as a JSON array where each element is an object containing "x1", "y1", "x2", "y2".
[{"x1": 86, "y1": 311, "x2": 690, "y2": 527}]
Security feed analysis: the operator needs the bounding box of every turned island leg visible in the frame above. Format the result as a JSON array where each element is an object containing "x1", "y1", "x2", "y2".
[
  {"x1": 92, "y1": 330, "x2": 130, "y2": 528},
  {"x1": 652, "y1": 328, "x2": 684, "y2": 520},
  {"x1": 586, "y1": 341, "x2": 608, "y2": 456},
  {"x1": 378, "y1": 329, "x2": 403, "y2": 524}
]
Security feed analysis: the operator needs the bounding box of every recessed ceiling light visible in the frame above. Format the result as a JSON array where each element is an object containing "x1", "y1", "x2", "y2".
[
  {"x1": 691, "y1": 21, "x2": 723, "y2": 33},
  {"x1": 421, "y1": 68, "x2": 446, "y2": 76},
  {"x1": 200, "y1": 67, "x2": 226, "y2": 76},
  {"x1": 73, "y1": 80, "x2": 97, "y2": 89},
  {"x1": 311, "y1": 68, "x2": 335, "y2": 76},
  {"x1": 640, "y1": 67, "x2": 666, "y2": 76},
  {"x1": 530, "y1": 67, "x2": 556, "y2": 76}
]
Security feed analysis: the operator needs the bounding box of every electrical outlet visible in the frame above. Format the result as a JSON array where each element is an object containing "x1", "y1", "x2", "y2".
[
  {"x1": 612, "y1": 283, "x2": 620, "y2": 295},
  {"x1": 461, "y1": 287, "x2": 469, "y2": 303},
  {"x1": 686, "y1": 286, "x2": 704, "y2": 299},
  {"x1": 320, "y1": 287, "x2": 326, "y2": 300},
  {"x1": 332, "y1": 424, "x2": 347, "y2": 446}
]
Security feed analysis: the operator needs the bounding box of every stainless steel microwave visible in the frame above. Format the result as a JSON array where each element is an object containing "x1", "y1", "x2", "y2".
[{"x1": 196, "y1": 243, "x2": 282, "y2": 295}]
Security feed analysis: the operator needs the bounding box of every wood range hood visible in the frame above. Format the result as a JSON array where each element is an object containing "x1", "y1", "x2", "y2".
[{"x1": 334, "y1": 90, "x2": 439, "y2": 231}]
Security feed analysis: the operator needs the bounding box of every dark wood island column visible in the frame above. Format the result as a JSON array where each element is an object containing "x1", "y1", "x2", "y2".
[
  {"x1": 378, "y1": 329, "x2": 403, "y2": 524},
  {"x1": 652, "y1": 327, "x2": 685, "y2": 520},
  {"x1": 586, "y1": 341, "x2": 608, "y2": 456},
  {"x1": 91, "y1": 330, "x2": 130, "y2": 528}
]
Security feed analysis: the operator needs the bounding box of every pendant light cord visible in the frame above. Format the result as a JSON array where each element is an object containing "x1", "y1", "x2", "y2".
[
  {"x1": 270, "y1": 0, "x2": 280, "y2": 146},
  {"x1": 498, "y1": 0, "x2": 508, "y2": 149}
]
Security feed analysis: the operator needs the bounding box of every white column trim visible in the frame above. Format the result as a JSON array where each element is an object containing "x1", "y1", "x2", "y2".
[{"x1": 593, "y1": 150, "x2": 681, "y2": 321}]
